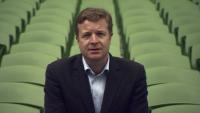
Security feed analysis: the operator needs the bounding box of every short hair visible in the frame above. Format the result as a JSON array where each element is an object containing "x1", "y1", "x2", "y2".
[{"x1": 75, "y1": 7, "x2": 113, "y2": 36}]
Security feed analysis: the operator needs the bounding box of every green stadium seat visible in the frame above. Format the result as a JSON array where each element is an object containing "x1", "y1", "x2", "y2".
[
  {"x1": 128, "y1": 31, "x2": 176, "y2": 52},
  {"x1": 123, "y1": 15, "x2": 163, "y2": 29},
  {"x1": 152, "y1": 105, "x2": 200, "y2": 113},
  {"x1": 5, "y1": 0, "x2": 40, "y2": 10},
  {"x1": 36, "y1": 9, "x2": 73, "y2": 20},
  {"x1": 0, "y1": 22, "x2": 18, "y2": 44},
  {"x1": 130, "y1": 42, "x2": 181, "y2": 58},
  {"x1": 109, "y1": 45, "x2": 122, "y2": 57},
  {"x1": 19, "y1": 31, "x2": 66, "y2": 52},
  {"x1": 125, "y1": 23, "x2": 169, "y2": 44},
  {"x1": 1, "y1": 52, "x2": 57, "y2": 68},
  {"x1": 0, "y1": 44, "x2": 5, "y2": 64},
  {"x1": 2, "y1": 1, "x2": 36, "y2": 16},
  {"x1": 176, "y1": 24, "x2": 200, "y2": 45},
  {"x1": 25, "y1": 23, "x2": 69, "y2": 37},
  {"x1": 184, "y1": 33, "x2": 200, "y2": 55},
  {"x1": 122, "y1": 9, "x2": 159, "y2": 20},
  {"x1": 190, "y1": 44, "x2": 200, "y2": 69},
  {"x1": 69, "y1": 45, "x2": 80, "y2": 57},
  {"x1": 11, "y1": 42, "x2": 62, "y2": 58},
  {"x1": 169, "y1": 16, "x2": 200, "y2": 34},
  {"x1": 146, "y1": 66, "x2": 200, "y2": 86},
  {"x1": 0, "y1": 33, "x2": 11, "y2": 52},
  {"x1": 0, "y1": 103, "x2": 41, "y2": 113},
  {"x1": 135, "y1": 53, "x2": 190, "y2": 69},
  {"x1": 0, "y1": 4, "x2": 30, "y2": 24},
  {"x1": 0, "y1": 65, "x2": 45, "y2": 86},
  {"x1": 148, "y1": 83, "x2": 200, "y2": 108},
  {"x1": 0, "y1": 14, "x2": 23, "y2": 32},
  {"x1": 30, "y1": 15, "x2": 71, "y2": 28},
  {"x1": 0, "y1": 82, "x2": 44, "y2": 109}
]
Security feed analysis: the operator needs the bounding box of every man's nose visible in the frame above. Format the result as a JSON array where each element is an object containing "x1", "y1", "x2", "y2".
[{"x1": 90, "y1": 34, "x2": 99, "y2": 43}]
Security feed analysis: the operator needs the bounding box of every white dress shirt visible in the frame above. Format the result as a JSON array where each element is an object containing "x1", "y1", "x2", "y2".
[{"x1": 82, "y1": 56, "x2": 110, "y2": 113}]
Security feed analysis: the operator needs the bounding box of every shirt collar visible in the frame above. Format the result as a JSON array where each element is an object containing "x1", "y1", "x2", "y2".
[{"x1": 82, "y1": 55, "x2": 110, "y2": 75}]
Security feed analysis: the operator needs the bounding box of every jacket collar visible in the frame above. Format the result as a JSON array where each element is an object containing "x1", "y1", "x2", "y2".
[{"x1": 72, "y1": 54, "x2": 121, "y2": 113}]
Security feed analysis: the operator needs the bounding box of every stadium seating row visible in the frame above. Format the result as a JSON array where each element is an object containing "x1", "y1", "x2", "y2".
[{"x1": 0, "y1": 0, "x2": 199, "y2": 113}]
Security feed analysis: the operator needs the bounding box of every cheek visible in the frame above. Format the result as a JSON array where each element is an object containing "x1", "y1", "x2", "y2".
[{"x1": 78, "y1": 41, "x2": 88, "y2": 50}]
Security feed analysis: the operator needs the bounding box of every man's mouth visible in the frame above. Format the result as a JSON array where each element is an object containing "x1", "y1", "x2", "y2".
[{"x1": 88, "y1": 48, "x2": 101, "y2": 53}]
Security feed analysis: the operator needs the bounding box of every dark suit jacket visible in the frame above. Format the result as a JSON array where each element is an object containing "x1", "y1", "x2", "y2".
[{"x1": 44, "y1": 54, "x2": 148, "y2": 113}]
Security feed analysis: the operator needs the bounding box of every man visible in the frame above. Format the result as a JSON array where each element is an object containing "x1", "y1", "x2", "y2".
[{"x1": 44, "y1": 7, "x2": 148, "y2": 113}]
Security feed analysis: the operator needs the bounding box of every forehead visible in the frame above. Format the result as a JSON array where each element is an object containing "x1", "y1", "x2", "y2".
[{"x1": 78, "y1": 19, "x2": 108, "y2": 33}]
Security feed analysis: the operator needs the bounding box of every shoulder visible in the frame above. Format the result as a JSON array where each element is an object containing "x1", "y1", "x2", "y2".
[
  {"x1": 46, "y1": 54, "x2": 81, "y2": 71},
  {"x1": 112, "y1": 56, "x2": 144, "y2": 71}
]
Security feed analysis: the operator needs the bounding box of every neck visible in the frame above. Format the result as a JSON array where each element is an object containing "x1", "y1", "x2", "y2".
[{"x1": 85, "y1": 54, "x2": 109, "y2": 74}]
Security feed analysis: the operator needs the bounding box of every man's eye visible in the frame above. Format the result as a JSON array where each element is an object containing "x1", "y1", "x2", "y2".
[
  {"x1": 82, "y1": 33, "x2": 91, "y2": 38},
  {"x1": 96, "y1": 32, "x2": 105, "y2": 37}
]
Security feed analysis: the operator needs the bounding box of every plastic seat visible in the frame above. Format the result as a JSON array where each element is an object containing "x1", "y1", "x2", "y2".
[
  {"x1": 146, "y1": 66, "x2": 200, "y2": 86},
  {"x1": 157, "y1": 0, "x2": 198, "y2": 22},
  {"x1": 0, "y1": 103, "x2": 41, "y2": 113},
  {"x1": 135, "y1": 53, "x2": 190, "y2": 69},
  {"x1": 125, "y1": 23, "x2": 169, "y2": 43},
  {"x1": 166, "y1": 8, "x2": 200, "y2": 25},
  {"x1": 30, "y1": 15, "x2": 71, "y2": 28},
  {"x1": 5, "y1": 0, "x2": 39, "y2": 10},
  {"x1": 110, "y1": 33, "x2": 121, "y2": 48},
  {"x1": 41, "y1": 0, "x2": 77, "y2": 12},
  {"x1": 0, "y1": 65, "x2": 45, "y2": 86},
  {"x1": 1, "y1": 52, "x2": 57, "y2": 68},
  {"x1": 152, "y1": 105, "x2": 200, "y2": 113},
  {"x1": 25, "y1": 23, "x2": 69, "y2": 36},
  {"x1": 0, "y1": 82, "x2": 44, "y2": 109},
  {"x1": 122, "y1": 9, "x2": 159, "y2": 20},
  {"x1": 176, "y1": 24, "x2": 200, "y2": 45},
  {"x1": 2, "y1": 1, "x2": 36, "y2": 16},
  {"x1": 19, "y1": 31, "x2": 66, "y2": 52},
  {"x1": 109, "y1": 45, "x2": 121, "y2": 57},
  {"x1": 0, "y1": 13, "x2": 23, "y2": 32},
  {"x1": 0, "y1": 5, "x2": 30, "y2": 24},
  {"x1": 128, "y1": 31, "x2": 176, "y2": 52},
  {"x1": 190, "y1": 44, "x2": 200, "y2": 69},
  {"x1": 11, "y1": 42, "x2": 62, "y2": 58},
  {"x1": 119, "y1": 0, "x2": 155, "y2": 12},
  {"x1": 0, "y1": 22, "x2": 17, "y2": 43},
  {"x1": 69, "y1": 45, "x2": 80, "y2": 57},
  {"x1": 36, "y1": 9, "x2": 73, "y2": 20},
  {"x1": 0, "y1": 33, "x2": 11, "y2": 52},
  {"x1": 148, "y1": 83, "x2": 200, "y2": 108},
  {"x1": 123, "y1": 15, "x2": 163, "y2": 28},
  {"x1": 184, "y1": 33, "x2": 200, "y2": 55},
  {"x1": 169, "y1": 16, "x2": 200, "y2": 34},
  {"x1": 130, "y1": 42, "x2": 181, "y2": 58},
  {"x1": 0, "y1": 44, "x2": 5, "y2": 63}
]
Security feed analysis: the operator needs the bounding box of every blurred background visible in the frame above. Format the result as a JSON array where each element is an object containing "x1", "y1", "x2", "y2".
[{"x1": 0, "y1": 0, "x2": 200, "y2": 113}]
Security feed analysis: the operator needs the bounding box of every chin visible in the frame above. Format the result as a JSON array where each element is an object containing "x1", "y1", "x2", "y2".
[{"x1": 86, "y1": 54, "x2": 105, "y2": 61}]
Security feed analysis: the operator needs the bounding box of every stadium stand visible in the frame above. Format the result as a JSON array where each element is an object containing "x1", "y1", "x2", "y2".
[
  {"x1": 0, "y1": 82, "x2": 44, "y2": 111},
  {"x1": 0, "y1": 0, "x2": 199, "y2": 113},
  {"x1": 190, "y1": 44, "x2": 200, "y2": 69},
  {"x1": 152, "y1": 105, "x2": 200, "y2": 113},
  {"x1": 0, "y1": 65, "x2": 45, "y2": 86},
  {"x1": 148, "y1": 83, "x2": 200, "y2": 109},
  {"x1": 1, "y1": 52, "x2": 57, "y2": 68},
  {"x1": 146, "y1": 66, "x2": 200, "y2": 86},
  {"x1": 0, "y1": 103, "x2": 41, "y2": 113}
]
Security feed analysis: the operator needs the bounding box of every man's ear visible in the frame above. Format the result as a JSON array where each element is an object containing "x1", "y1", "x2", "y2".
[
  {"x1": 111, "y1": 32, "x2": 113, "y2": 36},
  {"x1": 75, "y1": 36, "x2": 78, "y2": 41}
]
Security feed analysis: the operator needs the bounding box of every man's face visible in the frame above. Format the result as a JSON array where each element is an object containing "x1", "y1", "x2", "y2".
[{"x1": 77, "y1": 19, "x2": 111, "y2": 61}]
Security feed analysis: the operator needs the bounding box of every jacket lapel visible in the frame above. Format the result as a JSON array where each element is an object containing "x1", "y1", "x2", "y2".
[
  {"x1": 101, "y1": 56, "x2": 122, "y2": 113},
  {"x1": 72, "y1": 55, "x2": 95, "y2": 113}
]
